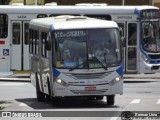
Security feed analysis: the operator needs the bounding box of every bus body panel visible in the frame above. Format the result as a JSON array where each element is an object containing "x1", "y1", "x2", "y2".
[
  {"x1": 53, "y1": 68, "x2": 123, "y2": 97},
  {"x1": 0, "y1": 5, "x2": 159, "y2": 74},
  {"x1": 29, "y1": 16, "x2": 123, "y2": 103}
]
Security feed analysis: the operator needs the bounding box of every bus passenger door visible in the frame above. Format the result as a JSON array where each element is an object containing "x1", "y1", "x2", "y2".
[
  {"x1": 11, "y1": 21, "x2": 29, "y2": 71},
  {"x1": 11, "y1": 21, "x2": 22, "y2": 70},
  {"x1": 126, "y1": 22, "x2": 137, "y2": 73}
]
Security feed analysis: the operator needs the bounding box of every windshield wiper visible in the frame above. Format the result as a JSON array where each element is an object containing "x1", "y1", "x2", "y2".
[
  {"x1": 69, "y1": 52, "x2": 108, "y2": 71},
  {"x1": 103, "y1": 53, "x2": 109, "y2": 69},
  {"x1": 93, "y1": 55, "x2": 108, "y2": 70},
  {"x1": 69, "y1": 59, "x2": 88, "y2": 71}
]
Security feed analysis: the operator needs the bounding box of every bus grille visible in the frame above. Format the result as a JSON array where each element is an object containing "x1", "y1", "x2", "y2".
[
  {"x1": 68, "y1": 72, "x2": 112, "y2": 79},
  {"x1": 70, "y1": 89, "x2": 107, "y2": 94}
]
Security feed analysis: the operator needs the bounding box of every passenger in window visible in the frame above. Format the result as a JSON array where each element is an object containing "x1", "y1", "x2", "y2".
[
  {"x1": 94, "y1": 43, "x2": 116, "y2": 63},
  {"x1": 143, "y1": 23, "x2": 155, "y2": 47},
  {"x1": 94, "y1": 43, "x2": 110, "y2": 57},
  {"x1": 73, "y1": 49, "x2": 86, "y2": 65},
  {"x1": 149, "y1": 43, "x2": 157, "y2": 51},
  {"x1": 143, "y1": 28, "x2": 156, "y2": 52},
  {"x1": 63, "y1": 47, "x2": 72, "y2": 61}
]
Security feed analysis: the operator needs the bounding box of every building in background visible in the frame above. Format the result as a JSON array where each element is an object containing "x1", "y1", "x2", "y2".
[
  {"x1": 0, "y1": 0, "x2": 44, "y2": 5},
  {"x1": 45, "y1": 0, "x2": 150, "y2": 5},
  {"x1": 152, "y1": 0, "x2": 160, "y2": 7},
  {"x1": 45, "y1": 0, "x2": 160, "y2": 7}
]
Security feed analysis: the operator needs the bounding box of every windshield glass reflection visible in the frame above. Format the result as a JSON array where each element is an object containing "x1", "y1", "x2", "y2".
[
  {"x1": 142, "y1": 21, "x2": 160, "y2": 52},
  {"x1": 54, "y1": 29, "x2": 121, "y2": 69}
]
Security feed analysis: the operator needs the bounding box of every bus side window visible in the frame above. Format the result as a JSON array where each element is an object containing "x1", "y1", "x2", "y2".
[
  {"x1": 117, "y1": 23, "x2": 125, "y2": 47},
  {"x1": 84, "y1": 14, "x2": 111, "y2": 20},
  {"x1": 32, "y1": 30, "x2": 39, "y2": 55},
  {"x1": 12, "y1": 23, "x2": 20, "y2": 44},
  {"x1": 35, "y1": 31, "x2": 39, "y2": 55},
  {"x1": 0, "y1": 14, "x2": 8, "y2": 38},
  {"x1": 128, "y1": 23, "x2": 137, "y2": 46},
  {"x1": 37, "y1": 14, "x2": 48, "y2": 18},
  {"x1": 29, "y1": 29, "x2": 33, "y2": 53},
  {"x1": 41, "y1": 32, "x2": 47, "y2": 57},
  {"x1": 24, "y1": 23, "x2": 29, "y2": 45}
]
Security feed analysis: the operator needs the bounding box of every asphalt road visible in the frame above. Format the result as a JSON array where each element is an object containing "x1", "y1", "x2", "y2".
[{"x1": 0, "y1": 79, "x2": 160, "y2": 120}]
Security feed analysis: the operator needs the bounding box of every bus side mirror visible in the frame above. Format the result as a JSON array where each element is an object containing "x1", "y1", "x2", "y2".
[{"x1": 46, "y1": 39, "x2": 51, "y2": 51}]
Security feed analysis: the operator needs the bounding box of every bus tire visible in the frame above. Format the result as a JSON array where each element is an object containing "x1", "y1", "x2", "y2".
[
  {"x1": 46, "y1": 78, "x2": 51, "y2": 102},
  {"x1": 107, "y1": 95, "x2": 115, "y2": 105},
  {"x1": 96, "y1": 96, "x2": 103, "y2": 100},
  {"x1": 36, "y1": 76, "x2": 45, "y2": 102}
]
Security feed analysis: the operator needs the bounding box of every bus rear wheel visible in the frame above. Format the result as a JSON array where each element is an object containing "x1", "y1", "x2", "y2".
[
  {"x1": 106, "y1": 95, "x2": 115, "y2": 105},
  {"x1": 36, "y1": 77, "x2": 45, "y2": 102},
  {"x1": 46, "y1": 79, "x2": 51, "y2": 102}
]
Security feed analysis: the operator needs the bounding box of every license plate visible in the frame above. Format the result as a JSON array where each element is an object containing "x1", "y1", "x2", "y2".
[{"x1": 85, "y1": 86, "x2": 96, "y2": 91}]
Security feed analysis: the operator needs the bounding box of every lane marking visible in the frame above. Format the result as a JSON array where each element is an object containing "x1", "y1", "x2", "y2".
[
  {"x1": 157, "y1": 99, "x2": 160, "y2": 104},
  {"x1": 110, "y1": 108, "x2": 125, "y2": 120},
  {"x1": 19, "y1": 103, "x2": 27, "y2": 107},
  {"x1": 130, "y1": 99, "x2": 141, "y2": 104},
  {"x1": 0, "y1": 83, "x2": 28, "y2": 86}
]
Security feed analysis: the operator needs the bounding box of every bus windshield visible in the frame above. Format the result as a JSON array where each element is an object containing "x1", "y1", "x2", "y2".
[
  {"x1": 142, "y1": 21, "x2": 160, "y2": 52},
  {"x1": 54, "y1": 28, "x2": 121, "y2": 69}
]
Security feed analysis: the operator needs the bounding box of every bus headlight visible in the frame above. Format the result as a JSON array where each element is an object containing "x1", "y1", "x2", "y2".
[
  {"x1": 57, "y1": 79, "x2": 62, "y2": 84},
  {"x1": 55, "y1": 78, "x2": 69, "y2": 87},
  {"x1": 141, "y1": 54, "x2": 150, "y2": 63},
  {"x1": 115, "y1": 77, "x2": 120, "y2": 81},
  {"x1": 109, "y1": 76, "x2": 122, "y2": 86}
]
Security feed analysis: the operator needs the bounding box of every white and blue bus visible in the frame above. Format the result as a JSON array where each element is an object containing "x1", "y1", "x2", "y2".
[
  {"x1": 29, "y1": 15, "x2": 123, "y2": 105},
  {"x1": 80, "y1": 5, "x2": 160, "y2": 74},
  {"x1": 0, "y1": 5, "x2": 159, "y2": 74}
]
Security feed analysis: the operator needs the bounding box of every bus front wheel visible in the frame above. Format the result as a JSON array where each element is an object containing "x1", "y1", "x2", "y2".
[{"x1": 107, "y1": 95, "x2": 115, "y2": 105}]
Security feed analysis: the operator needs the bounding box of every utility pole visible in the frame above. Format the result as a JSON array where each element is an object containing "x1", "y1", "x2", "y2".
[
  {"x1": 35, "y1": 0, "x2": 37, "y2": 5},
  {"x1": 24, "y1": 0, "x2": 26, "y2": 5},
  {"x1": 122, "y1": 0, "x2": 125, "y2": 6}
]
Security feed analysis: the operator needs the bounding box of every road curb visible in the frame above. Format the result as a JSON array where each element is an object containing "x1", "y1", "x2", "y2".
[
  {"x1": 0, "y1": 73, "x2": 160, "y2": 82},
  {"x1": 123, "y1": 77, "x2": 160, "y2": 79},
  {"x1": 0, "y1": 78, "x2": 30, "y2": 82}
]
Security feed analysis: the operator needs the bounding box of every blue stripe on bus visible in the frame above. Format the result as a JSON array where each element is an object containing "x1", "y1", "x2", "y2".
[
  {"x1": 116, "y1": 66, "x2": 123, "y2": 76},
  {"x1": 134, "y1": 8, "x2": 140, "y2": 16},
  {"x1": 50, "y1": 24, "x2": 55, "y2": 32},
  {"x1": 53, "y1": 68, "x2": 60, "y2": 77}
]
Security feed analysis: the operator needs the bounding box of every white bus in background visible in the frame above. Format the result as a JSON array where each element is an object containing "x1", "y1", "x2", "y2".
[
  {"x1": 0, "y1": 5, "x2": 159, "y2": 74},
  {"x1": 77, "y1": 5, "x2": 160, "y2": 74},
  {"x1": 29, "y1": 15, "x2": 123, "y2": 105}
]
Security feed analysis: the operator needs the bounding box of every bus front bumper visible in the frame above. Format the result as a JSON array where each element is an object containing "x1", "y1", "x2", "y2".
[{"x1": 53, "y1": 80, "x2": 123, "y2": 97}]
